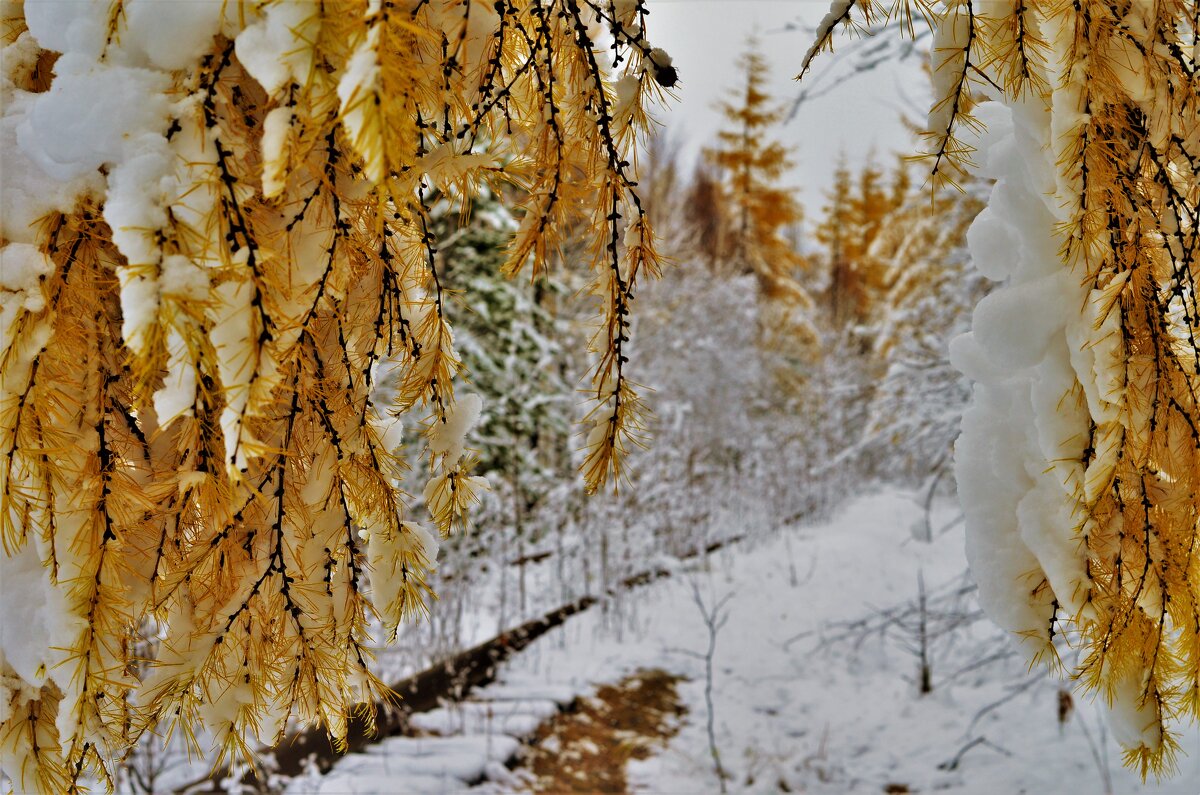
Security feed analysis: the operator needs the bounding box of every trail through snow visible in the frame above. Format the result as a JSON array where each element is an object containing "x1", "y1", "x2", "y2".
[{"x1": 297, "y1": 490, "x2": 1200, "y2": 794}]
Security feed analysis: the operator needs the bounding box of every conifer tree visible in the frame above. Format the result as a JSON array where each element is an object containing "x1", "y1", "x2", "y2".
[
  {"x1": 848, "y1": 159, "x2": 893, "y2": 294},
  {"x1": 814, "y1": 160, "x2": 855, "y2": 326},
  {"x1": 423, "y1": 187, "x2": 572, "y2": 496},
  {"x1": 814, "y1": 157, "x2": 897, "y2": 331},
  {"x1": 705, "y1": 39, "x2": 807, "y2": 304},
  {"x1": 887, "y1": 156, "x2": 912, "y2": 212},
  {"x1": 418, "y1": 185, "x2": 577, "y2": 623},
  {"x1": 0, "y1": 1, "x2": 671, "y2": 789},
  {"x1": 806, "y1": 0, "x2": 1200, "y2": 777},
  {"x1": 683, "y1": 161, "x2": 735, "y2": 270}
]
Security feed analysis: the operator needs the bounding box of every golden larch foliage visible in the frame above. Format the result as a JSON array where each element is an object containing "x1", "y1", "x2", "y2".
[
  {"x1": 705, "y1": 38, "x2": 808, "y2": 307},
  {"x1": 0, "y1": 1, "x2": 669, "y2": 789},
  {"x1": 803, "y1": 0, "x2": 1200, "y2": 779},
  {"x1": 814, "y1": 157, "x2": 904, "y2": 329}
]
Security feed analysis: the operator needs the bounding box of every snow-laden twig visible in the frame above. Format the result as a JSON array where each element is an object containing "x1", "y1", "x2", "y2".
[
  {"x1": 689, "y1": 578, "x2": 734, "y2": 794},
  {"x1": 1076, "y1": 705, "x2": 1115, "y2": 795},
  {"x1": 937, "y1": 735, "x2": 1012, "y2": 772},
  {"x1": 966, "y1": 677, "x2": 1042, "y2": 736}
]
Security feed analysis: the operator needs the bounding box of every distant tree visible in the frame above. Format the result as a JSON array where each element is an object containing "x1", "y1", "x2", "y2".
[
  {"x1": 846, "y1": 159, "x2": 893, "y2": 301},
  {"x1": 425, "y1": 188, "x2": 573, "y2": 505},
  {"x1": 813, "y1": 160, "x2": 855, "y2": 326},
  {"x1": 683, "y1": 161, "x2": 735, "y2": 271},
  {"x1": 424, "y1": 185, "x2": 578, "y2": 625},
  {"x1": 640, "y1": 129, "x2": 688, "y2": 249},
  {"x1": 814, "y1": 156, "x2": 901, "y2": 332},
  {"x1": 705, "y1": 38, "x2": 808, "y2": 304}
]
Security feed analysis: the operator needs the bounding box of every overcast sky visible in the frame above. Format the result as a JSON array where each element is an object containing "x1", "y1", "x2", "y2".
[{"x1": 644, "y1": 0, "x2": 930, "y2": 227}]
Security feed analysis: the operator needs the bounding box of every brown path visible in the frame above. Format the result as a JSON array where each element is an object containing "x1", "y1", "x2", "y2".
[{"x1": 516, "y1": 669, "x2": 687, "y2": 794}]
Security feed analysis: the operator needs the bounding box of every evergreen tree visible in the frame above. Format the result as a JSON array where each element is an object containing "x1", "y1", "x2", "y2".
[
  {"x1": 423, "y1": 186, "x2": 578, "y2": 625},
  {"x1": 814, "y1": 160, "x2": 854, "y2": 326},
  {"x1": 705, "y1": 38, "x2": 807, "y2": 303},
  {"x1": 683, "y1": 161, "x2": 734, "y2": 270},
  {"x1": 429, "y1": 189, "x2": 573, "y2": 494},
  {"x1": 814, "y1": 156, "x2": 897, "y2": 332}
]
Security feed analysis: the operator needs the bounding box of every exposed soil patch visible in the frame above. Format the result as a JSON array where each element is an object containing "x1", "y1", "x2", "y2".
[{"x1": 516, "y1": 668, "x2": 687, "y2": 793}]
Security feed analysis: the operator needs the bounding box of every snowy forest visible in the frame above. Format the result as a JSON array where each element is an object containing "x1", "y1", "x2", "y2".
[{"x1": 1, "y1": 0, "x2": 1199, "y2": 793}]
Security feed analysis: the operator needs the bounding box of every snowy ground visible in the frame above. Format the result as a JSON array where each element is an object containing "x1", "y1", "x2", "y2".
[
  {"x1": 215, "y1": 488, "x2": 1200, "y2": 794},
  {"x1": 452, "y1": 488, "x2": 1200, "y2": 795}
]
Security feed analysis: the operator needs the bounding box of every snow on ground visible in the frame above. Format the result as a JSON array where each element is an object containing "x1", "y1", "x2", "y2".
[
  {"x1": 286, "y1": 734, "x2": 522, "y2": 795},
  {"x1": 470, "y1": 488, "x2": 1200, "y2": 795},
  {"x1": 272, "y1": 488, "x2": 1200, "y2": 794}
]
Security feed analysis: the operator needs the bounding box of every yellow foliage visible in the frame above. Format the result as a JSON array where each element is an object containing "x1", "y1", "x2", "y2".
[
  {"x1": 814, "y1": 157, "x2": 906, "y2": 329},
  {"x1": 705, "y1": 39, "x2": 808, "y2": 307},
  {"x1": 804, "y1": 0, "x2": 1200, "y2": 778},
  {"x1": 0, "y1": 1, "x2": 666, "y2": 788}
]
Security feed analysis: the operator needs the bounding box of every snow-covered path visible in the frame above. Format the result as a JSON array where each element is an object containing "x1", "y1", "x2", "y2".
[
  {"x1": 492, "y1": 490, "x2": 1200, "y2": 794},
  {"x1": 301, "y1": 490, "x2": 1200, "y2": 794}
]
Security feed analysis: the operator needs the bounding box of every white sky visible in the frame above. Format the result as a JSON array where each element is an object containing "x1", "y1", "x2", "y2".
[{"x1": 644, "y1": 0, "x2": 930, "y2": 227}]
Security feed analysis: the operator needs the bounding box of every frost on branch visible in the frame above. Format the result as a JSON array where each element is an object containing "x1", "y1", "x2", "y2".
[
  {"x1": 804, "y1": 0, "x2": 1200, "y2": 780},
  {"x1": 0, "y1": 0, "x2": 667, "y2": 789}
]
